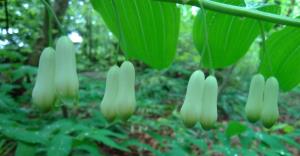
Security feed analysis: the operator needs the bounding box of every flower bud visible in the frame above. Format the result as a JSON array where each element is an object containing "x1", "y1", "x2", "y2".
[
  {"x1": 55, "y1": 36, "x2": 79, "y2": 103},
  {"x1": 261, "y1": 77, "x2": 279, "y2": 128},
  {"x1": 199, "y1": 76, "x2": 218, "y2": 130},
  {"x1": 180, "y1": 70, "x2": 205, "y2": 128},
  {"x1": 245, "y1": 74, "x2": 265, "y2": 123},
  {"x1": 100, "y1": 66, "x2": 120, "y2": 122},
  {"x1": 32, "y1": 47, "x2": 56, "y2": 111},
  {"x1": 116, "y1": 61, "x2": 136, "y2": 120}
]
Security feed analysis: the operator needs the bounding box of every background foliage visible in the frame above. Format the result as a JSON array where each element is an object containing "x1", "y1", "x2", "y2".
[{"x1": 0, "y1": 0, "x2": 300, "y2": 155}]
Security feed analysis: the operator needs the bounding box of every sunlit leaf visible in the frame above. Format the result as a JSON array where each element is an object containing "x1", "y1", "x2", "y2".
[
  {"x1": 193, "y1": 0, "x2": 280, "y2": 68},
  {"x1": 91, "y1": 0, "x2": 180, "y2": 69}
]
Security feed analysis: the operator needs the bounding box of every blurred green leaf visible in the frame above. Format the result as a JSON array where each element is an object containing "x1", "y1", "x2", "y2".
[
  {"x1": 188, "y1": 138, "x2": 208, "y2": 151},
  {"x1": 13, "y1": 66, "x2": 37, "y2": 81},
  {"x1": 257, "y1": 133, "x2": 288, "y2": 152},
  {"x1": 283, "y1": 125, "x2": 295, "y2": 133},
  {"x1": 42, "y1": 119, "x2": 74, "y2": 136},
  {"x1": 77, "y1": 129, "x2": 130, "y2": 152},
  {"x1": 165, "y1": 142, "x2": 188, "y2": 156},
  {"x1": 1, "y1": 127, "x2": 47, "y2": 144},
  {"x1": 0, "y1": 50, "x2": 24, "y2": 61},
  {"x1": 274, "y1": 135, "x2": 300, "y2": 150},
  {"x1": 97, "y1": 129, "x2": 127, "y2": 139},
  {"x1": 15, "y1": 142, "x2": 36, "y2": 156},
  {"x1": 212, "y1": 145, "x2": 237, "y2": 155},
  {"x1": 225, "y1": 121, "x2": 248, "y2": 138},
  {"x1": 47, "y1": 134, "x2": 73, "y2": 156},
  {"x1": 73, "y1": 142, "x2": 102, "y2": 156},
  {"x1": 270, "y1": 123, "x2": 295, "y2": 133},
  {"x1": 121, "y1": 139, "x2": 162, "y2": 155}
]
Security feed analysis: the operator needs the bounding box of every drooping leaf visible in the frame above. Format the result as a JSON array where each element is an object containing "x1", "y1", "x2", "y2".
[
  {"x1": 193, "y1": 0, "x2": 280, "y2": 68},
  {"x1": 91, "y1": 0, "x2": 180, "y2": 69},
  {"x1": 259, "y1": 25, "x2": 300, "y2": 91}
]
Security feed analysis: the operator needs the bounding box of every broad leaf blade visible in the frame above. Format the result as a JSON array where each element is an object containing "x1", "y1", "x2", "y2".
[
  {"x1": 259, "y1": 25, "x2": 300, "y2": 91},
  {"x1": 91, "y1": 0, "x2": 180, "y2": 69},
  {"x1": 193, "y1": 0, "x2": 280, "y2": 68}
]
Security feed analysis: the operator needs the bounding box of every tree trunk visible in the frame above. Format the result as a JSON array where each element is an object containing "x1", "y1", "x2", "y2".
[{"x1": 28, "y1": 0, "x2": 69, "y2": 66}]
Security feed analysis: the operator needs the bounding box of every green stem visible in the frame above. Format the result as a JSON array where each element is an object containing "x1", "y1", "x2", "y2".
[
  {"x1": 48, "y1": 10, "x2": 53, "y2": 47},
  {"x1": 155, "y1": 0, "x2": 300, "y2": 27},
  {"x1": 41, "y1": 0, "x2": 65, "y2": 34},
  {"x1": 258, "y1": 21, "x2": 273, "y2": 74}
]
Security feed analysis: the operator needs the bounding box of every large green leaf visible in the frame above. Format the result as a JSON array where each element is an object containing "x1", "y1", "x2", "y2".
[
  {"x1": 91, "y1": 0, "x2": 180, "y2": 69},
  {"x1": 259, "y1": 25, "x2": 300, "y2": 91},
  {"x1": 193, "y1": 0, "x2": 280, "y2": 68}
]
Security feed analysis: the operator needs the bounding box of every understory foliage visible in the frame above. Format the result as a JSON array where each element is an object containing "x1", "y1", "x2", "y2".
[
  {"x1": 1, "y1": 0, "x2": 300, "y2": 155},
  {"x1": 1, "y1": 57, "x2": 300, "y2": 155}
]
